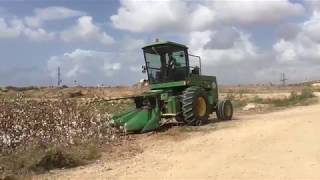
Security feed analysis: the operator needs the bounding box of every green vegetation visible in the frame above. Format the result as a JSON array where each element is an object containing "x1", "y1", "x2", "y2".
[
  {"x1": 91, "y1": 99, "x2": 134, "y2": 115},
  {"x1": 232, "y1": 100, "x2": 248, "y2": 109},
  {"x1": 227, "y1": 88, "x2": 317, "y2": 111},
  {"x1": 4, "y1": 86, "x2": 39, "y2": 92},
  {"x1": 252, "y1": 88, "x2": 316, "y2": 107},
  {"x1": 225, "y1": 93, "x2": 247, "y2": 109}
]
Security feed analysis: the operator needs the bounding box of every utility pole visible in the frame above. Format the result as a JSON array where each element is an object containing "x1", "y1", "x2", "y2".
[
  {"x1": 57, "y1": 66, "x2": 62, "y2": 86},
  {"x1": 280, "y1": 72, "x2": 287, "y2": 86}
]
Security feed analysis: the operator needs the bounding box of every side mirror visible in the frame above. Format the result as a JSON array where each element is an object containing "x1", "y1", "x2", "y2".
[{"x1": 142, "y1": 65, "x2": 147, "y2": 73}]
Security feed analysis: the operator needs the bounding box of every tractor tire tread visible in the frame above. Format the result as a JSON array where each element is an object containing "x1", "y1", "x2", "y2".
[{"x1": 181, "y1": 86, "x2": 209, "y2": 125}]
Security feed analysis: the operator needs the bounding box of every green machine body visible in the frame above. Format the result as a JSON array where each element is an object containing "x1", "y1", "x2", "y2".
[{"x1": 112, "y1": 41, "x2": 233, "y2": 133}]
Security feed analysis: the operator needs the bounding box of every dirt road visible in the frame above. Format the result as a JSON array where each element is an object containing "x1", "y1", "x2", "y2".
[{"x1": 39, "y1": 96, "x2": 320, "y2": 180}]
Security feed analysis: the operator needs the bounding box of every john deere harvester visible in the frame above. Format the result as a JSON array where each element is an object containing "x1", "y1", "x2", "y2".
[{"x1": 112, "y1": 40, "x2": 233, "y2": 133}]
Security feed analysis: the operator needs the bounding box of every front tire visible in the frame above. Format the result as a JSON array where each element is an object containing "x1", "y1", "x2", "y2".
[{"x1": 181, "y1": 87, "x2": 210, "y2": 126}]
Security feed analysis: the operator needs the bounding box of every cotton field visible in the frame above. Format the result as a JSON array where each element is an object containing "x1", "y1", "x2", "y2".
[{"x1": 0, "y1": 95, "x2": 130, "y2": 153}]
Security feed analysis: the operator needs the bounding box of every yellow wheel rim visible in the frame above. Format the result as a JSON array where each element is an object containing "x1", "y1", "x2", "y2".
[{"x1": 196, "y1": 97, "x2": 206, "y2": 117}]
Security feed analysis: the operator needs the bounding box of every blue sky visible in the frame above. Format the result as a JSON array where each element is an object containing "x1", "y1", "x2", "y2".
[{"x1": 0, "y1": 0, "x2": 320, "y2": 86}]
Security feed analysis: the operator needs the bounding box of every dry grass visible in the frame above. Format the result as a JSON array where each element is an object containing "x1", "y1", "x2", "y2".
[
  {"x1": 0, "y1": 86, "x2": 147, "y2": 99},
  {"x1": 226, "y1": 87, "x2": 317, "y2": 111},
  {"x1": 0, "y1": 140, "x2": 102, "y2": 178},
  {"x1": 251, "y1": 88, "x2": 316, "y2": 107}
]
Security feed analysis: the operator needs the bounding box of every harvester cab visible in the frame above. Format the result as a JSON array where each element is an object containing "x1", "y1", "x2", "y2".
[
  {"x1": 143, "y1": 42, "x2": 196, "y2": 83},
  {"x1": 112, "y1": 41, "x2": 233, "y2": 133}
]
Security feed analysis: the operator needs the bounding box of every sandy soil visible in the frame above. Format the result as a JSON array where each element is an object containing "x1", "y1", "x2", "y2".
[{"x1": 36, "y1": 94, "x2": 320, "y2": 180}]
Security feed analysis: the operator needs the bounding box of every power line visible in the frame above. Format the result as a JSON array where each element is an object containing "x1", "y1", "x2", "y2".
[
  {"x1": 57, "y1": 66, "x2": 62, "y2": 86},
  {"x1": 280, "y1": 72, "x2": 288, "y2": 86}
]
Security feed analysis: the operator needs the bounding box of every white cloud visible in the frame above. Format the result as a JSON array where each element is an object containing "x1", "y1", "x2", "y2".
[
  {"x1": 120, "y1": 36, "x2": 145, "y2": 51},
  {"x1": 110, "y1": 0, "x2": 215, "y2": 32},
  {"x1": 211, "y1": 0, "x2": 304, "y2": 26},
  {"x1": 1, "y1": 6, "x2": 85, "y2": 42},
  {"x1": 129, "y1": 65, "x2": 140, "y2": 73},
  {"x1": 103, "y1": 63, "x2": 121, "y2": 77},
  {"x1": 186, "y1": 28, "x2": 281, "y2": 84},
  {"x1": 273, "y1": 11, "x2": 320, "y2": 64},
  {"x1": 48, "y1": 49, "x2": 121, "y2": 84},
  {"x1": 111, "y1": 0, "x2": 304, "y2": 32},
  {"x1": 0, "y1": 18, "x2": 24, "y2": 38},
  {"x1": 303, "y1": 11, "x2": 320, "y2": 42},
  {"x1": 23, "y1": 28, "x2": 55, "y2": 42},
  {"x1": 305, "y1": 1, "x2": 320, "y2": 12},
  {"x1": 276, "y1": 23, "x2": 301, "y2": 40},
  {"x1": 47, "y1": 38, "x2": 145, "y2": 85},
  {"x1": 273, "y1": 39, "x2": 299, "y2": 63},
  {"x1": 188, "y1": 25, "x2": 320, "y2": 84},
  {"x1": 61, "y1": 16, "x2": 114, "y2": 45},
  {"x1": 189, "y1": 29, "x2": 259, "y2": 66},
  {"x1": 24, "y1": 6, "x2": 85, "y2": 27},
  {"x1": 0, "y1": 16, "x2": 55, "y2": 42}
]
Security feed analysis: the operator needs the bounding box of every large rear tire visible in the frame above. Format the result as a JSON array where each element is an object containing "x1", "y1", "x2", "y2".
[
  {"x1": 216, "y1": 100, "x2": 233, "y2": 120},
  {"x1": 181, "y1": 87, "x2": 210, "y2": 126}
]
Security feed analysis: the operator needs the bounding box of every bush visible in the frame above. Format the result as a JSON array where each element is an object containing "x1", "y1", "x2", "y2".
[
  {"x1": 0, "y1": 87, "x2": 8, "y2": 92},
  {"x1": 5, "y1": 86, "x2": 39, "y2": 92},
  {"x1": 32, "y1": 143, "x2": 101, "y2": 172},
  {"x1": 262, "y1": 88, "x2": 315, "y2": 107},
  {"x1": 33, "y1": 146, "x2": 80, "y2": 171},
  {"x1": 300, "y1": 88, "x2": 315, "y2": 99},
  {"x1": 232, "y1": 100, "x2": 247, "y2": 109},
  {"x1": 0, "y1": 141, "x2": 102, "y2": 178},
  {"x1": 252, "y1": 96, "x2": 264, "y2": 104},
  {"x1": 226, "y1": 93, "x2": 235, "y2": 100},
  {"x1": 68, "y1": 90, "x2": 84, "y2": 98}
]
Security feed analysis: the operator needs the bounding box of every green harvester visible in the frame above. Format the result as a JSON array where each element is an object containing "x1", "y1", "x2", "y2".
[{"x1": 111, "y1": 40, "x2": 233, "y2": 133}]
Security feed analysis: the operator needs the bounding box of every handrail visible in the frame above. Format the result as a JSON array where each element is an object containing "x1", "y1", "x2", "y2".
[{"x1": 188, "y1": 54, "x2": 202, "y2": 75}]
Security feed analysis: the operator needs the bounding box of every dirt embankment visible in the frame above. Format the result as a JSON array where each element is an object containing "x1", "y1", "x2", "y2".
[{"x1": 38, "y1": 94, "x2": 320, "y2": 179}]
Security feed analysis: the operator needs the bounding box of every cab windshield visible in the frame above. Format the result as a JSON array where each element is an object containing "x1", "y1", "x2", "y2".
[{"x1": 144, "y1": 45, "x2": 189, "y2": 84}]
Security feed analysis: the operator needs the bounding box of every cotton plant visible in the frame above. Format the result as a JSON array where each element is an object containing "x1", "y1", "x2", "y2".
[{"x1": 0, "y1": 97, "x2": 118, "y2": 153}]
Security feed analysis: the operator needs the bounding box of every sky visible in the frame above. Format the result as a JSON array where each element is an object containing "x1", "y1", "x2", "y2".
[{"x1": 0, "y1": 0, "x2": 320, "y2": 86}]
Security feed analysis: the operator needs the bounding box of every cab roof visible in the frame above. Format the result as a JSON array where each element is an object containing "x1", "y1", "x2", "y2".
[{"x1": 142, "y1": 41, "x2": 188, "y2": 49}]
